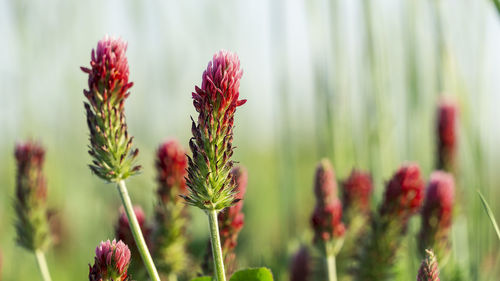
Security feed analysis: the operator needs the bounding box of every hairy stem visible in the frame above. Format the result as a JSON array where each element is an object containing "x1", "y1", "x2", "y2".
[
  {"x1": 35, "y1": 249, "x2": 52, "y2": 281},
  {"x1": 117, "y1": 180, "x2": 161, "y2": 281},
  {"x1": 208, "y1": 209, "x2": 226, "y2": 281}
]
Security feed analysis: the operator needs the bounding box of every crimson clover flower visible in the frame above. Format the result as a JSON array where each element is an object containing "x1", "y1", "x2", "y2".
[
  {"x1": 153, "y1": 139, "x2": 191, "y2": 277},
  {"x1": 81, "y1": 36, "x2": 140, "y2": 182},
  {"x1": 311, "y1": 159, "x2": 345, "y2": 255},
  {"x1": 183, "y1": 50, "x2": 246, "y2": 211},
  {"x1": 14, "y1": 141, "x2": 51, "y2": 252},
  {"x1": 356, "y1": 164, "x2": 425, "y2": 280},
  {"x1": 89, "y1": 239, "x2": 131, "y2": 281}
]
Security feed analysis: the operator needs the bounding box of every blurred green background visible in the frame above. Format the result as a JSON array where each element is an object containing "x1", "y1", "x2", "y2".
[{"x1": 1, "y1": 0, "x2": 500, "y2": 280}]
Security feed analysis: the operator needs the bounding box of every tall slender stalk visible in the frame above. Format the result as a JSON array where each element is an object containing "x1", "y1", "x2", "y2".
[
  {"x1": 208, "y1": 209, "x2": 226, "y2": 281},
  {"x1": 326, "y1": 254, "x2": 337, "y2": 281},
  {"x1": 35, "y1": 249, "x2": 52, "y2": 281},
  {"x1": 117, "y1": 180, "x2": 161, "y2": 281}
]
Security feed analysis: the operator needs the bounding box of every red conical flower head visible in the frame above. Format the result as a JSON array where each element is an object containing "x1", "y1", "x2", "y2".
[
  {"x1": 310, "y1": 159, "x2": 345, "y2": 250},
  {"x1": 185, "y1": 50, "x2": 246, "y2": 211},
  {"x1": 81, "y1": 35, "x2": 140, "y2": 182}
]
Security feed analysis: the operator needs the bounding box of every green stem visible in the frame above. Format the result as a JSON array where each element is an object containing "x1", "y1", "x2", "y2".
[
  {"x1": 326, "y1": 254, "x2": 337, "y2": 281},
  {"x1": 208, "y1": 209, "x2": 226, "y2": 281},
  {"x1": 117, "y1": 180, "x2": 161, "y2": 281},
  {"x1": 35, "y1": 249, "x2": 52, "y2": 281}
]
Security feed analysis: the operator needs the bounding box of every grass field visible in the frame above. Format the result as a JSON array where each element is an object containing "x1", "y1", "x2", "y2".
[{"x1": 1, "y1": 0, "x2": 499, "y2": 280}]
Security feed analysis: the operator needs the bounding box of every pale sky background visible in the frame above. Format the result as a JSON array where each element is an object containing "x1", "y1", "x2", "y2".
[{"x1": 0, "y1": 0, "x2": 499, "y2": 154}]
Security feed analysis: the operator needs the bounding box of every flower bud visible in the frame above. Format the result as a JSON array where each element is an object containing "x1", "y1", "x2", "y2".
[
  {"x1": 436, "y1": 99, "x2": 457, "y2": 172},
  {"x1": 184, "y1": 50, "x2": 246, "y2": 211},
  {"x1": 14, "y1": 141, "x2": 50, "y2": 251},
  {"x1": 89, "y1": 239, "x2": 131, "y2": 281},
  {"x1": 417, "y1": 249, "x2": 440, "y2": 281},
  {"x1": 418, "y1": 172, "x2": 455, "y2": 261},
  {"x1": 81, "y1": 36, "x2": 140, "y2": 182}
]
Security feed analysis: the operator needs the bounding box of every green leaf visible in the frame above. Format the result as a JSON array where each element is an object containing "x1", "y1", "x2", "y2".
[
  {"x1": 477, "y1": 190, "x2": 500, "y2": 241},
  {"x1": 190, "y1": 277, "x2": 213, "y2": 281},
  {"x1": 229, "y1": 267, "x2": 274, "y2": 281}
]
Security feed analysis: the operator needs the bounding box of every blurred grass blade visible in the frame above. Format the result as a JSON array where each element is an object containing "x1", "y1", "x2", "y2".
[
  {"x1": 493, "y1": 0, "x2": 500, "y2": 15},
  {"x1": 492, "y1": 0, "x2": 500, "y2": 14},
  {"x1": 477, "y1": 190, "x2": 500, "y2": 241}
]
